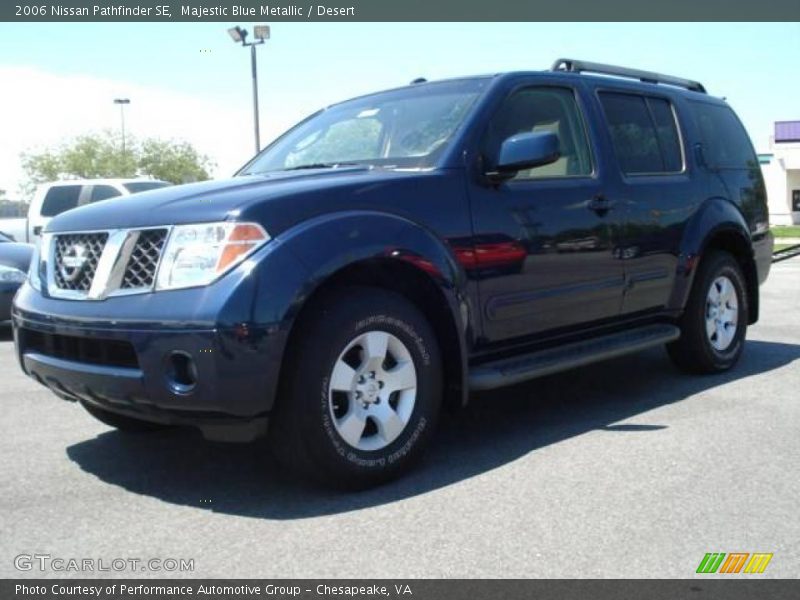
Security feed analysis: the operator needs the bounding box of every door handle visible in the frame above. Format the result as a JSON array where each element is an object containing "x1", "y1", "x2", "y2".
[
  {"x1": 587, "y1": 195, "x2": 613, "y2": 215},
  {"x1": 33, "y1": 226, "x2": 42, "y2": 236}
]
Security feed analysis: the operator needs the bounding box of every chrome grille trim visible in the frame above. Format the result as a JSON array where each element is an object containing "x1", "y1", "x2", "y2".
[{"x1": 44, "y1": 226, "x2": 172, "y2": 301}]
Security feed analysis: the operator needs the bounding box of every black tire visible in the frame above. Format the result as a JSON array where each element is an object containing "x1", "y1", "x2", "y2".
[
  {"x1": 667, "y1": 250, "x2": 748, "y2": 374},
  {"x1": 269, "y1": 286, "x2": 443, "y2": 489},
  {"x1": 79, "y1": 400, "x2": 170, "y2": 433}
]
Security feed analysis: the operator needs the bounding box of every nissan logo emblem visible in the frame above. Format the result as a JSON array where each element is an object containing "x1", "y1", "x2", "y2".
[{"x1": 59, "y1": 243, "x2": 89, "y2": 283}]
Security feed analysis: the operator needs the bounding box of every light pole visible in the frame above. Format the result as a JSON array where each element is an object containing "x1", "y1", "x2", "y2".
[
  {"x1": 113, "y1": 98, "x2": 130, "y2": 153},
  {"x1": 228, "y1": 25, "x2": 270, "y2": 154}
]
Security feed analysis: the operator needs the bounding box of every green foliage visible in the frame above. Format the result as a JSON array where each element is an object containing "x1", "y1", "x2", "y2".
[
  {"x1": 772, "y1": 225, "x2": 800, "y2": 238},
  {"x1": 138, "y1": 138, "x2": 214, "y2": 184},
  {"x1": 19, "y1": 150, "x2": 62, "y2": 198},
  {"x1": 20, "y1": 130, "x2": 215, "y2": 198}
]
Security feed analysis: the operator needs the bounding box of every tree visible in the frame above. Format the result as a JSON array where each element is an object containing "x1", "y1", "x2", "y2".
[
  {"x1": 20, "y1": 130, "x2": 215, "y2": 198},
  {"x1": 138, "y1": 139, "x2": 213, "y2": 184}
]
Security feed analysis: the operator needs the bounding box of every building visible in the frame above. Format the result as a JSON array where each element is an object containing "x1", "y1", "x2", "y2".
[{"x1": 759, "y1": 121, "x2": 800, "y2": 226}]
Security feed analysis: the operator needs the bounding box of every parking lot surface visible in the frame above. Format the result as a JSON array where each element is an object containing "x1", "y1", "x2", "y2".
[{"x1": 1, "y1": 260, "x2": 798, "y2": 578}]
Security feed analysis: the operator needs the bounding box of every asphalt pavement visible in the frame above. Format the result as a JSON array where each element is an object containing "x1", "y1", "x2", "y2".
[{"x1": 1, "y1": 259, "x2": 798, "y2": 578}]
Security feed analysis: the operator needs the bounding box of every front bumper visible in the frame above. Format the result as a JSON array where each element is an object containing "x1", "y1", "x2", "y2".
[{"x1": 12, "y1": 280, "x2": 289, "y2": 442}]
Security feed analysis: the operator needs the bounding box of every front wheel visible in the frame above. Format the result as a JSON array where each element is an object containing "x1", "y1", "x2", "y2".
[
  {"x1": 667, "y1": 250, "x2": 748, "y2": 374},
  {"x1": 269, "y1": 286, "x2": 443, "y2": 489}
]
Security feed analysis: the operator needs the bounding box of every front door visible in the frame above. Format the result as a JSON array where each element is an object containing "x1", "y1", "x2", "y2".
[{"x1": 467, "y1": 83, "x2": 625, "y2": 344}]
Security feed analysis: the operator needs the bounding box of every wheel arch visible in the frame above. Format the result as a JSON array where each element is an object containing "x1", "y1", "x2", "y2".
[
  {"x1": 274, "y1": 211, "x2": 471, "y2": 412},
  {"x1": 670, "y1": 197, "x2": 758, "y2": 324},
  {"x1": 700, "y1": 227, "x2": 759, "y2": 324}
]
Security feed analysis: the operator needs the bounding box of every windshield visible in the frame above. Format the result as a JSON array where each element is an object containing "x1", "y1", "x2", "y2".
[{"x1": 240, "y1": 78, "x2": 488, "y2": 174}]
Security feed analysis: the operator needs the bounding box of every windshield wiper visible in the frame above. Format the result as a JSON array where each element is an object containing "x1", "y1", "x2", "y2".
[{"x1": 284, "y1": 162, "x2": 361, "y2": 171}]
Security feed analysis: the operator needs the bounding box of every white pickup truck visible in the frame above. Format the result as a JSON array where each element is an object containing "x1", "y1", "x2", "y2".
[{"x1": 0, "y1": 178, "x2": 171, "y2": 244}]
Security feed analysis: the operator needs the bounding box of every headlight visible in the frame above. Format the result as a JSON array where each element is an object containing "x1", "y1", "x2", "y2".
[
  {"x1": 155, "y1": 222, "x2": 269, "y2": 291},
  {"x1": 27, "y1": 243, "x2": 42, "y2": 291},
  {"x1": 0, "y1": 264, "x2": 28, "y2": 284}
]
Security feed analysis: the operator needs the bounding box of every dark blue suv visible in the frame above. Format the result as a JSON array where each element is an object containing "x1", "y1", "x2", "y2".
[{"x1": 13, "y1": 59, "x2": 774, "y2": 488}]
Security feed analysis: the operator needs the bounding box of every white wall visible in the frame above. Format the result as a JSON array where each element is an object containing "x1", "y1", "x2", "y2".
[{"x1": 760, "y1": 140, "x2": 800, "y2": 226}]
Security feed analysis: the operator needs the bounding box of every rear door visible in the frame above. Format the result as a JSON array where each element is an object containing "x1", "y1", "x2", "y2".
[
  {"x1": 467, "y1": 80, "x2": 625, "y2": 343},
  {"x1": 595, "y1": 89, "x2": 699, "y2": 315}
]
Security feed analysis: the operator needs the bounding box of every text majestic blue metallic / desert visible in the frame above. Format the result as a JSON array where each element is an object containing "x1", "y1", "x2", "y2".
[{"x1": 13, "y1": 59, "x2": 774, "y2": 488}]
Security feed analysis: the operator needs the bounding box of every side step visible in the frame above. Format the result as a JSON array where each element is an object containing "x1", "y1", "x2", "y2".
[{"x1": 468, "y1": 324, "x2": 680, "y2": 391}]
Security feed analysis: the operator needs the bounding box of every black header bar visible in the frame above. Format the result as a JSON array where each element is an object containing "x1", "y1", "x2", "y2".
[{"x1": 3, "y1": 0, "x2": 800, "y2": 22}]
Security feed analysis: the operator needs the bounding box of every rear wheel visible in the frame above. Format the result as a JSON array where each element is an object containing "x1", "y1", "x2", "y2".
[
  {"x1": 79, "y1": 400, "x2": 170, "y2": 433},
  {"x1": 269, "y1": 286, "x2": 442, "y2": 489},
  {"x1": 667, "y1": 250, "x2": 748, "y2": 374}
]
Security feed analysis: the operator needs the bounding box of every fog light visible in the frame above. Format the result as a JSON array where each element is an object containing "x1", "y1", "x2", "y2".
[{"x1": 166, "y1": 351, "x2": 197, "y2": 394}]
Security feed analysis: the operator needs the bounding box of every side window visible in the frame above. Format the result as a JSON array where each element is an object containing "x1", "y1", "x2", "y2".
[
  {"x1": 648, "y1": 98, "x2": 683, "y2": 172},
  {"x1": 90, "y1": 185, "x2": 122, "y2": 202},
  {"x1": 40, "y1": 185, "x2": 82, "y2": 217},
  {"x1": 690, "y1": 102, "x2": 756, "y2": 169},
  {"x1": 482, "y1": 87, "x2": 593, "y2": 179},
  {"x1": 598, "y1": 92, "x2": 683, "y2": 175}
]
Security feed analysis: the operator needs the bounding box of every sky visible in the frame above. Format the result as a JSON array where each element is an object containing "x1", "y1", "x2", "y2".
[{"x1": 0, "y1": 22, "x2": 798, "y2": 198}]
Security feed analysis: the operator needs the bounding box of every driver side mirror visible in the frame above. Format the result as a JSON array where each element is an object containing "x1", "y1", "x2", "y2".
[{"x1": 490, "y1": 131, "x2": 560, "y2": 179}]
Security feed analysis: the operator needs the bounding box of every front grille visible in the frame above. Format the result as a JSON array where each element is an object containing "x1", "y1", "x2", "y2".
[
  {"x1": 53, "y1": 232, "x2": 108, "y2": 291},
  {"x1": 121, "y1": 228, "x2": 168, "y2": 289},
  {"x1": 21, "y1": 329, "x2": 139, "y2": 369}
]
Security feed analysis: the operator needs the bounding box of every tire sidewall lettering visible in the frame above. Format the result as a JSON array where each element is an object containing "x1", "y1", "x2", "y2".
[{"x1": 318, "y1": 313, "x2": 432, "y2": 470}]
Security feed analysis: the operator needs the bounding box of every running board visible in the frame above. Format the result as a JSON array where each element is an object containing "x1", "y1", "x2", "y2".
[{"x1": 468, "y1": 324, "x2": 680, "y2": 391}]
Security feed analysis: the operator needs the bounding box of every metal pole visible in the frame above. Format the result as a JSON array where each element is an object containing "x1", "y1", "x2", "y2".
[
  {"x1": 251, "y1": 44, "x2": 261, "y2": 153},
  {"x1": 119, "y1": 104, "x2": 126, "y2": 154}
]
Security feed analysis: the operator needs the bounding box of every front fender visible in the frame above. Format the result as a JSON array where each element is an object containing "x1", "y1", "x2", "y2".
[
  {"x1": 244, "y1": 210, "x2": 471, "y2": 410},
  {"x1": 286, "y1": 210, "x2": 464, "y2": 284}
]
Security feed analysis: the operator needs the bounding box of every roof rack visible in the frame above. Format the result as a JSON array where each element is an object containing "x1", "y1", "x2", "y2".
[{"x1": 551, "y1": 58, "x2": 707, "y2": 94}]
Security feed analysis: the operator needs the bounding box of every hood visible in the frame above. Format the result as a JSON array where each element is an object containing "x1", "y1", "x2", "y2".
[{"x1": 45, "y1": 167, "x2": 431, "y2": 236}]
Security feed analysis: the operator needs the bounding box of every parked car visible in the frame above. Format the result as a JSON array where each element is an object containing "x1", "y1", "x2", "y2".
[
  {"x1": 0, "y1": 178, "x2": 171, "y2": 244},
  {"x1": 0, "y1": 232, "x2": 33, "y2": 322},
  {"x1": 13, "y1": 59, "x2": 773, "y2": 488}
]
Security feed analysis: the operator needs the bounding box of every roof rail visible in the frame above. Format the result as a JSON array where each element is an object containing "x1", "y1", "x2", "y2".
[{"x1": 551, "y1": 58, "x2": 706, "y2": 94}]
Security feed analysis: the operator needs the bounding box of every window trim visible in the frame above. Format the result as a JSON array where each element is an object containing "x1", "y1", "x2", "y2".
[
  {"x1": 480, "y1": 83, "x2": 598, "y2": 183},
  {"x1": 595, "y1": 88, "x2": 687, "y2": 178}
]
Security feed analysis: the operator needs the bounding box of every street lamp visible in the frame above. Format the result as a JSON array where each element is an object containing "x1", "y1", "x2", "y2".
[
  {"x1": 113, "y1": 98, "x2": 131, "y2": 153},
  {"x1": 227, "y1": 25, "x2": 270, "y2": 153}
]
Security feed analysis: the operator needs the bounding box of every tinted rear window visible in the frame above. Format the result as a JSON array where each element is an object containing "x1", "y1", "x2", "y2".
[
  {"x1": 123, "y1": 182, "x2": 171, "y2": 194},
  {"x1": 41, "y1": 185, "x2": 82, "y2": 217},
  {"x1": 599, "y1": 92, "x2": 683, "y2": 175},
  {"x1": 690, "y1": 102, "x2": 756, "y2": 169}
]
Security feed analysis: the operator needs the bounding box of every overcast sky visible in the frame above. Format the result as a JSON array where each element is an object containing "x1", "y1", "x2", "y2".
[{"x1": 1, "y1": 22, "x2": 798, "y2": 198}]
